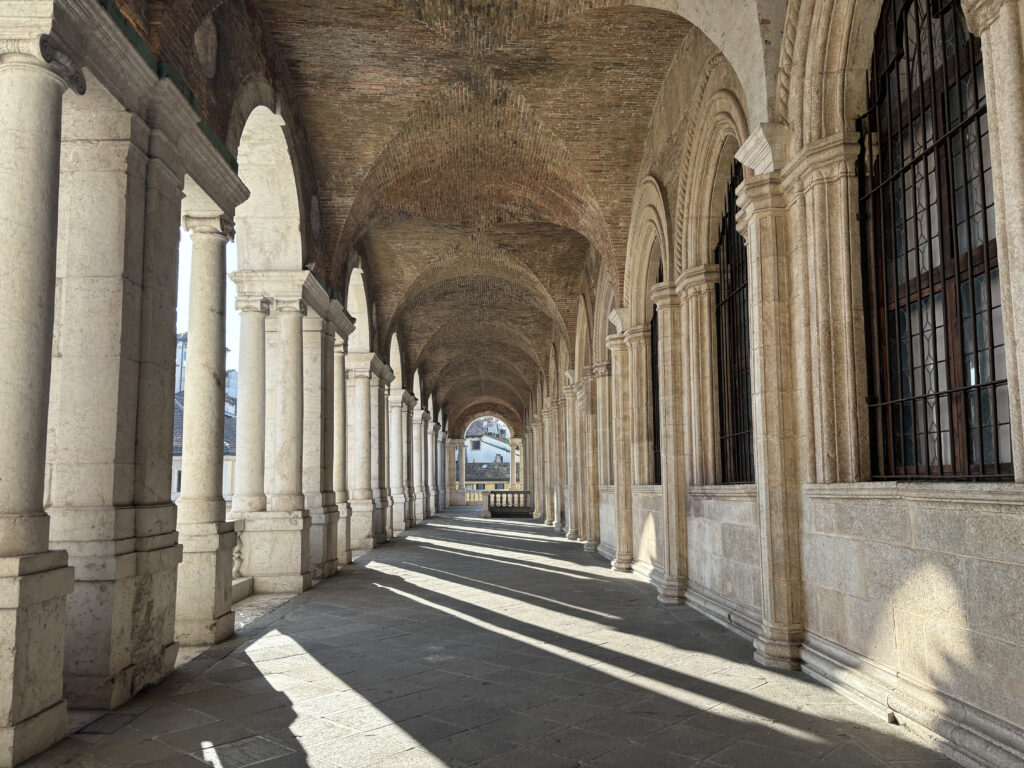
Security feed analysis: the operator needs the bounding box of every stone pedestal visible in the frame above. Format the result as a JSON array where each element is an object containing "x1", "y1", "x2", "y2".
[{"x1": 175, "y1": 215, "x2": 235, "y2": 645}]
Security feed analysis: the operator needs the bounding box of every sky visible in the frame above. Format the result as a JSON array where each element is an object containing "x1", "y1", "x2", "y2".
[{"x1": 176, "y1": 229, "x2": 242, "y2": 371}]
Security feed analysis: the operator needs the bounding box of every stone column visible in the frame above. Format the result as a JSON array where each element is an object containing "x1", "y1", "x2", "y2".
[
  {"x1": 303, "y1": 311, "x2": 338, "y2": 580},
  {"x1": 963, "y1": 0, "x2": 1024, "y2": 479},
  {"x1": 737, "y1": 129, "x2": 804, "y2": 669},
  {"x1": 593, "y1": 364, "x2": 612, "y2": 485},
  {"x1": 438, "y1": 431, "x2": 448, "y2": 509},
  {"x1": 784, "y1": 132, "x2": 868, "y2": 484},
  {"x1": 562, "y1": 385, "x2": 579, "y2": 540},
  {"x1": 541, "y1": 408, "x2": 555, "y2": 524},
  {"x1": 533, "y1": 419, "x2": 546, "y2": 520},
  {"x1": 446, "y1": 441, "x2": 458, "y2": 504},
  {"x1": 651, "y1": 282, "x2": 689, "y2": 603},
  {"x1": 246, "y1": 297, "x2": 311, "y2": 593},
  {"x1": 368, "y1": 368, "x2": 392, "y2": 544},
  {"x1": 427, "y1": 421, "x2": 439, "y2": 517},
  {"x1": 625, "y1": 326, "x2": 654, "y2": 486},
  {"x1": 403, "y1": 398, "x2": 416, "y2": 518},
  {"x1": 346, "y1": 355, "x2": 374, "y2": 556},
  {"x1": 175, "y1": 214, "x2": 235, "y2": 646},
  {"x1": 0, "y1": 23, "x2": 78, "y2": 763},
  {"x1": 607, "y1": 333, "x2": 634, "y2": 571},
  {"x1": 232, "y1": 296, "x2": 269, "y2": 518},
  {"x1": 676, "y1": 265, "x2": 719, "y2": 484},
  {"x1": 411, "y1": 411, "x2": 426, "y2": 520},
  {"x1": 388, "y1": 391, "x2": 409, "y2": 533},
  {"x1": 579, "y1": 374, "x2": 600, "y2": 553},
  {"x1": 459, "y1": 439, "x2": 468, "y2": 498},
  {"x1": 333, "y1": 336, "x2": 351, "y2": 565}
]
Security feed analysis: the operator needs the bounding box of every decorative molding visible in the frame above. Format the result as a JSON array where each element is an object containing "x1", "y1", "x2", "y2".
[
  {"x1": 235, "y1": 295, "x2": 270, "y2": 314},
  {"x1": 736, "y1": 122, "x2": 788, "y2": 175}
]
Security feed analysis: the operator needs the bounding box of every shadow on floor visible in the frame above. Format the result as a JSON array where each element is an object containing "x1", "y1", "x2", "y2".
[{"x1": 25, "y1": 508, "x2": 959, "y2": 768}]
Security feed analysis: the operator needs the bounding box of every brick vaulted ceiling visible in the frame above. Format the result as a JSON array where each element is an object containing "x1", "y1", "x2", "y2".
[{"x1": 198, "y1": 1, "x2": 694, "y2": 431}]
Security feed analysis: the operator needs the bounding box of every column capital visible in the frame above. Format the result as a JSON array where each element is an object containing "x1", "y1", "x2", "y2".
[
  {"x1": 591, "y1": 362, "x2": 611, "y2": 378},
  {"x1": 782, "y1": 131, "x2": 861, "y2": 193},
  {"x1": 650, "y1": 281, "x2": 680, "y2": 310},
  {"x1": 735, "y1": 121, "x2": 788, "y2": 175},
  {"x1": 272, "y1": 297, "x2": 307, "y2": 316},
  {"x1": 675, "y1": 263, "x2": 719, "y2": 297},
  {"x1": 236, "y1": 295, "x2": 269, "y2": 314},
  {"x1": 606, "y1": 332, "x2": 627, "y2": 355},
  {"x1": 183, "y1": 214, "x2": 235, "y2": 241},
  {"x1": 736, "y1": 173, "x2": 787, "y2": 237},
  {"x1": 623, "y1": 325, "x2": 651, "y2": 348},
  {"x1": 0, "y1": 27, "x2": 85, "y2": 94},
  {"x1": 962, "y1": 0, "x2": 1018, "y2": 34}
]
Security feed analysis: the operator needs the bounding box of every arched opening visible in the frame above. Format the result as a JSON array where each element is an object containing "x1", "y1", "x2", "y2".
[{"x1": 463, "y1": 416, "x2": 513, "y2": 493}]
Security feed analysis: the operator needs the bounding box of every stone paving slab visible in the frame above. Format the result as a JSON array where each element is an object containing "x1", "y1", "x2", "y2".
[{"x1": 25, "y1": 509, "x2": 960, "y2": 768}]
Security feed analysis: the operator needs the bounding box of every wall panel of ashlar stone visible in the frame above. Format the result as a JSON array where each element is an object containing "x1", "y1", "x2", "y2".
[
  {"x1": 686, "y1": 487, "x2": 762, "y2": 622},
  {"x1": 631, "y1": 486, "x2": 665, "y2": 581},
  {"x1": 801, "y1": 484, "x2": 1024, "y2": 759},
  {"x1": 598, "y1": 486, "x2": 617, "y2": 562}
]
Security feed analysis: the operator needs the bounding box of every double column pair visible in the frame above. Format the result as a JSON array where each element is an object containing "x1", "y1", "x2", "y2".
[{"x1": 229, "y1": 273, "x2": 355, "y2": 599}]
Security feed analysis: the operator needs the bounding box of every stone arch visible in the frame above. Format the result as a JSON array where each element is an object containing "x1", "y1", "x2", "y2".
[
  {"x1": 451, "y1": 406, "x2": 522, "y2": 439},
  {"x1": 676, "y1": 84, "x2": 749, "y2": 273},
  {"x1": 346, "y1": 267, "x2": 372, "y2": 354},
  {"x1": 780, "y1": 0, "x2": 885, "y2": 155},
  {"x1": 411, "y1": 369, "x2": 422, "y2": 405},
  {"x1": 234, "y1": 103, "x2": 303, "y2": 272},
  {"x1": 574, "y1": 296, "x2": 592, "y2": 381},
  {"x1": 592, "y1": 270, "x2": 617, "y2": 365},
  {"x1": 624, "y1": 176, "x2": 670, "y2": 328}
]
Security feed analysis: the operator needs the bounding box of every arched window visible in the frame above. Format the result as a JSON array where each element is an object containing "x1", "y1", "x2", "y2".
[
  {"x1": 715, "y1": 160, "x2": 754, "y2": 484},
  {"x1": 651, "y1": 261, "x2": 663, "y2": 485},
  {"x1": 859, "y1": 0, "x2": 1008, "y2": 479}
]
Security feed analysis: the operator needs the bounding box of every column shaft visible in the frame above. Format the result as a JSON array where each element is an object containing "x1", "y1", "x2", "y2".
[
  {"x1": 0, "y1": 32, "x2": 76, "y2": 764},
  {"x1": 175, "y1": 215, "x2": 234, "y2": 645},
  {"x1": 333, "y1": 340, "x2": 351, "y2": 564},
  {"x1": 233, "y1": 299, "x2": 268, "y2": 514},
  {"x1": 608, "y1": 334, "x2": 634, "y2": 571},
  {"x1": 388, "y1": 397, "x2": 408, "y2": 532}
]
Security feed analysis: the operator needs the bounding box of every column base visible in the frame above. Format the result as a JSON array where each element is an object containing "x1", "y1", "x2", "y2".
[
  {"x1": 611, "y1": 556, "x2": 633, "y2": 573},
  {"x1": 0, "y1": 551, "x2": 75, "y2": 767},
  {"x1": 391, "y1": 494, "x2": 408, "y2": 534},
  {"x1": 336, "y1": 500, "x2": 352, "y2": 566},
  {"x1": 241, "y1": 509, "x2": 312, "y2": 594},
  {"x1": 349, "y1": 498, "x2": 375, "y2": 557},
  {"x1": 656, "y1": 576, "x2": 687, "y2": 605},
  {"x1": 565, "y1": 529, "x2": 579, "y2": 541},
  {"x1": 754, "y1": 624, "x2": 804, "y2": 671},
  {"x1": 582, "y1": 540, "x2": 598, "y2": 553},
  {"x1": 307, "y1": 503, "x2": 339, "y2": 581},
  {"x1": 131, "y1": 504, "x2": 182, "y2": 693},
  {"x1": 175, "y1": 521, "x2": 236, "y2": 646}
]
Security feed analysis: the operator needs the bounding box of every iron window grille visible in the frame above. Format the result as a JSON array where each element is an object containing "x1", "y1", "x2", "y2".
[
  {"x1": 715, "y1": 161, "x2": 755, "y2": 484},
  {"x1": 651, "y1": 262, "x2": 663, "y2": 485},
  {"x1": 859, "y1": 0, "x2": 1009, "y2": 480}
]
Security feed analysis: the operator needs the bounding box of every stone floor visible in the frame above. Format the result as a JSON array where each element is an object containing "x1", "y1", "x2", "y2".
[{"x1": 29, "y1": 508, "x2": 959, "y2": 768}]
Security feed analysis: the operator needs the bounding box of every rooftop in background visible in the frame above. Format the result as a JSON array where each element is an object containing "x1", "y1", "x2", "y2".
[{"x1": 466, "y1": 462, "x2": 511, "y2": 482}]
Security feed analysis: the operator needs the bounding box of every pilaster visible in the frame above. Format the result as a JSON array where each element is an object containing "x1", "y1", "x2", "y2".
[
  {"x1": 607, "y1": 333, "x2": 634, "y2": 571},
  {"x1": 426, "y1": 421, "x2": 440, "y2": 518},
  {"x1": 388, "y1": 390, "x2": 410, "y2": 533},
  {"x1": 737, "y1": 135, "x2": 805, "y2": 669},
  {"x1": 650, "y1": 283, "x2": 689, "y2": 603},
  {"x1": 624, "y1": 326, "x2": 655, "y2": 486},
  {"x1": 562, "y1": 384, "x2": 579, "y2": 540}
]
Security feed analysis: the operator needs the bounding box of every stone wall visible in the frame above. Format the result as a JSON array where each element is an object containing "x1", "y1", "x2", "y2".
[
  {"x1": 800, "y1": 484, "x2": 1024, "y2": 754},
  {"x1": 630, "y1": 486, "x2": 665, "y2": 581},
  {"x1": 686, "y1": 487, "x2": 762, "y2": 625}
]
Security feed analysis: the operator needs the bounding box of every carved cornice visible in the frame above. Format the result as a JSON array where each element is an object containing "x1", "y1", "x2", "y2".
[
  {"x1": 650, "y1": 281, "x2": 680, "y2": 309},
  {"x1": 783, "y1": 131, "x2": 861, "y2": 193},
  {"x1": 591, "y1": 363, "x2": 611, "y2": 379},
  {"x1": 606, "y1": 333, "x2": 627, "y2": 355},
  {"x1": 736, "y1": 122, "x2": 788, "y2": 175},
  {"x1": 676, "y1": 264, "x2": 719, "y2": 296}
]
